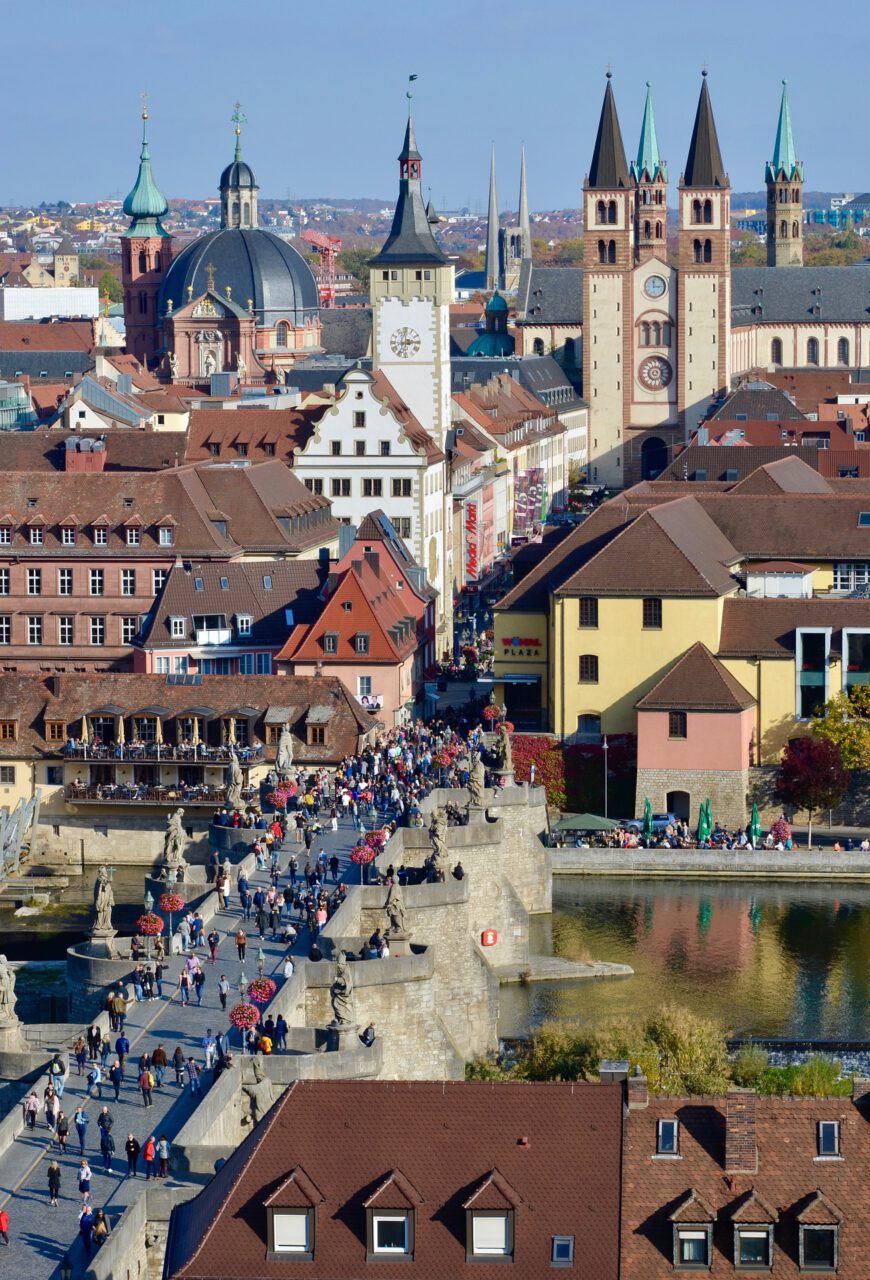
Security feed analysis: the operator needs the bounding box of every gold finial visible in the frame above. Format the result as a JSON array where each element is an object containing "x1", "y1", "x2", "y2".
[
  {"x1": 141, "y1": 90, "x2": 149, "y2": 121},
  {"x1": 205, "y1": 261, "x2": 216, "y2": 291},
  {"x1": 225, "y1": 284, "x2": 232, "y2": 300},
  {"x1": 247, "y1": 297, "x2": 253, "y2": 313},
  {"x1": 187, "y1": 283, "x2": 194, "y2": 300}
]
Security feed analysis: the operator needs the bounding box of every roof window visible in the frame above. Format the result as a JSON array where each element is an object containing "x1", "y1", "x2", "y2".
[
  {"x1": 857, "y1": 513, "x2": 870, "y2": 527},
  {"x1": 817, "y1": 1120, "x2": 840, "y2": 1157},
  {"x1": 263, "y1": 575, "x2": 272, "y2": 590}
]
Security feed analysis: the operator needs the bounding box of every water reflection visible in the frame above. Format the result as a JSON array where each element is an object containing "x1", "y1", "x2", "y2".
[{"x1": 500, "y1": 877, "x2": 870, "y2": 1041}]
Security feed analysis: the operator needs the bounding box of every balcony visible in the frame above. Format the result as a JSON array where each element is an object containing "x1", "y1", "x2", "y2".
[
  {"x1": 195, "y1": 628, "x2": 232, "y2": 646},
  {"x1": 64, "y1": 783, "x2": 258, "y2": 806},
  {"x1": 63, "y1": 743, "x2": 264, "y2": 763}
]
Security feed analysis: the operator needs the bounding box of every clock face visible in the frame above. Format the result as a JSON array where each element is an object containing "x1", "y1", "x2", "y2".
[
  {"x1": 638, "y1": 356, "x2": 673, "y2": 391},
  {"x1": 389, "y1": 326, "x2": 421, "y2": 358},
  {"x1": 644, "y1": 274, "x2": 667, "y2": 299}
]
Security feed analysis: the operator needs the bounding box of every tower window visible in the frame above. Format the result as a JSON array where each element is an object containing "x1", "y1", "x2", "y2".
[
  {"x1": 693, "y1": 239, "x2": 702, "y2": 263},
  {"x1": 138, "y1": 291, "x2": 148, "y2": 314},
  {"x1": 792, "y1": 221, "x2": 799, "y2": 238},
  {"x1": 597, "y1": 200, "x2": 606, "y2": 225},
  {"x1": 651, "y1": 321, "x2": 661, "y2": 345},
  {"x1": 276, "y1": 322, "x2": 290, "y2": 348},
  {"x1": 838, "y1": 338, "x2": 850, "y2": 366},
  {"x1": 807, "y1": 337, "x2": 819, "y2": 365},
  {"x1": 703, "y1": 240, "x2": 712, "y2": 263},
  {"x1": 780, "y1": 219, "x2": 788, "y2": 239},
  {"x1": 138, "y1": 250, "x2": 147, "y2": 273},
  {"x1": 655, "y1": 220, "x2": 662, "y2": 238},
  {"x1": 692, "y1": 199, "x2": 702, "y2": 224},
  {"x1": 643, "y1": 220, "x2": 651, "y2": 240},
  {"x1": 703, "y1": 199, "x2": 712, "y2": 223},
  {"x1": 771, "y1": 338, "x2": 783, "y2": 365},
  {"x1": 608, "y1": 200, "x2": 617, "y2": 224},
  {"x1": 608, "y1": 240, "x2": 616, "y2": 264},
  {"x1": 640, "y1": 322, "x2": 650, "y2": 346}
]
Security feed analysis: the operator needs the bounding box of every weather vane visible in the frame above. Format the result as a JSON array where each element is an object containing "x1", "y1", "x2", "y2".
[
  {"x1": 205, "y1": 262, "x2": 216, "y2": 292},
  {"x1": 141, "y1": 89, "x2": 149, "y2": 121},
  {"x1": 406, "y1": 73, "x2": 418, "y2": 114},
  {"x1": 232, "y1": 101, "x2": 247, "y2": 135}
]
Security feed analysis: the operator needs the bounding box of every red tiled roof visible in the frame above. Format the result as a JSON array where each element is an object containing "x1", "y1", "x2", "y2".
[
  {"x1": 0, "y1": 319, "x2": 95, "y2": 351},
  {"x1": 164, "y1": 1080, "x2": 623, "y2": 1280},
  {"x1": 718, "y1": 597, "x2": 870, "y2": 658},
  {"x1": 278, "y1": 560, "x2": 418, "y2": 664},
  {"x1": 636, "y1": 642, "x2": 755, "y2": 712},
  {"x1": 729, "y1": 456, "x2": 833, "y2": 495}
]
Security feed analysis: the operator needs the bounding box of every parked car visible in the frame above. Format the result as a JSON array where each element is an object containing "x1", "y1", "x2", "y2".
[{"x1": 624, "y1": 811, "x2": 679, "y2": 833}]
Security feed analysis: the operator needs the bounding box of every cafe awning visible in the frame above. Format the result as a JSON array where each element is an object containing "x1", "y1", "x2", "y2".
[
  {"x1": 177, "y1": 706, "x2": 217, "y2": 719},
  {"x1": 499, "y1": 673, "x2": 541, "y2": 684},
  {"x1": 90, "y1": 705, "x2": 126, "y2": 717},
  {"x1": 553, "y1": 813, "x2": 619, "y2": 832},
  {"x1": 133, "y1": 705, "x2": 172, "y2": 717}
]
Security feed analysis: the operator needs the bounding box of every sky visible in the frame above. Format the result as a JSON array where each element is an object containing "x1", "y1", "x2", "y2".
[{"x1": 4, "y1": 0, "x2": 868, "y2": 210}]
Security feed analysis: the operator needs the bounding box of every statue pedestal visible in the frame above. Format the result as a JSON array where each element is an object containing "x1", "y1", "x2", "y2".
[
  {"x1": 386, "y1": 937, "x2": 413, "y2": 958},
  {"x1": 87, "y1": 929, "x2": 119, "y2": 959},
  {"x1": 466, "y1": 803, "x2": 489, "y2": 824},
  {"x1": 327, "y1": 1023, "x2": 359, "y2": 1053},
  {"x1": 0, "y1": 1021, "x2": 29, "y2": 1054}
]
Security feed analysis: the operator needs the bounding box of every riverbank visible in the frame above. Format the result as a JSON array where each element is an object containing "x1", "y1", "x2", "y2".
[{"x1": 552, "y1": 847, "x2": 870, "y2": 878}]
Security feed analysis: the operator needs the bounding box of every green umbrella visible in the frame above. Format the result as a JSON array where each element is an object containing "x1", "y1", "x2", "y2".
[
  {"x1": 553, "y1": 812, "x2": 619, "y2": 833},
  {"x1": 696, "y1": 804, "x2": 710, "y2": 843},
  {"x1": 642, "y1": 797, "x2": 654, "y2": 840},
  {"x1": 749, "y1": 803, "x2": 763, "y2": 845},
  {"x1": 704, "y1": 798, "x2": 713, "y2": 834}
]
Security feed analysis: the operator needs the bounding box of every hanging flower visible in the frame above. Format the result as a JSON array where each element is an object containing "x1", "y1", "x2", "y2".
[
  {"x1": 228, "y1": 1003, "x2": 261, "y2": 1031},
  {"x1": 481, "y1": 704, "x2": 500, "y2": 722},
  {"x1": 158, "y1": 893, "x2": 186, "y2": 915},
  {"x1": 266, "y1": 781, "x2": 297, "y2": 808},
  {"x1": 135, "y1": 912, "x2": 165, "y2": 937},
  {"x1": 364, "y1": 828, "x2": 388, "y2": 849},
  {"x1": 350, "y1": 844, "x2": 377, "y2": 866},
  {"x1": 246, "y1": 977, "x2": 277, "y2": 1005},
  {"x1": 502, "y1": 721, "x2": 515, "y2": 734}
]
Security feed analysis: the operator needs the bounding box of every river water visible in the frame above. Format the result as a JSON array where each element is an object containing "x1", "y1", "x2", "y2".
[{"x1": 499, "y1": 876, "x2": 870, "y2": 1042}]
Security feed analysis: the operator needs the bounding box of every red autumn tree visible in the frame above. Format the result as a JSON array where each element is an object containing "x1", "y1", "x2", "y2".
[{"x1": 774, "y1": 736, "x2": 849, "y2": 849}]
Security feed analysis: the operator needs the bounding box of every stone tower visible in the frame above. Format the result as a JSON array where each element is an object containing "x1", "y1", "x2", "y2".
[
  {"x1": 501, "y1": 149, "x2": 532, "y2": 292},
  {"x1": 220, "y1": 109, "x2": 259, "y2": 229},
  {"x1": 631, "y1": 83, "x2": 668, "y2": 264},
  {"x1": 484, "y1": 147, "x2": 501, "y2": 291},
  {"x1": 766, "y1": 80, "x2": 803, "y2": 267},
  {"x1": 582, "y1": 74, "x2": 634, "y2": 485},
  {"x1": 677, "y1": 73, "x2": 731, "y2": 437},
  {"x1": 120, "y1": 107, "x2": 172, "y2": 365}
]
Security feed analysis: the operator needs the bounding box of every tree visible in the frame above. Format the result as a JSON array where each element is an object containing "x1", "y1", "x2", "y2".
[
  {"x1": 98, "y1": 271, "x2": 123, "y2": 304},
  {"x1": 812, "y1": 685, "x2": 870, "y2": 768},
  {"x1": 774, "y1": 736, "x2": 849, "y2": 847},
  {"x1": 338, "y1": 246, "x2": 375, "y2": 288}
]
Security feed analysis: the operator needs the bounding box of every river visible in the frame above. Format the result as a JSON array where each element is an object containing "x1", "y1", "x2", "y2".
[{"x1": 499, "y1": 876, "x2": 870, "y2": 1042}]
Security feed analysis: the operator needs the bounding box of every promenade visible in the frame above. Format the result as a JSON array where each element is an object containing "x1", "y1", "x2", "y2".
[{"x1": 0, "y1": 819, "x2": 357, "y2": 1280}]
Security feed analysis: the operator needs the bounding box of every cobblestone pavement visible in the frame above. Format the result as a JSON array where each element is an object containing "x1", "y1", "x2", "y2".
[{"x1": 1, "y1": 815, "x2": 365, "y2": 1279}]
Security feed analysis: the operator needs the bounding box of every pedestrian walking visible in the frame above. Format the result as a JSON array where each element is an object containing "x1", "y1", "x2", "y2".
[
  {"x1": 172, "y1": 1045, "x2": 185, "y2": 1085},
  {"x1": 186, "y1": 1057, "x2": 202, "y2": 1096},
  {"x1": 143, "y1": 1135, "x2": 157, "y2": 1180},
  {"x1": 157, "y1": 1134, "x2": 170, "y2": 1178},
  {"x1": 202, "y1": 1030, "x2": 217, "y2": 1070},
  {"x1": 236, "y1": 927, "x2": 247, "y2": 961},
  {"x1": 115, "y1": 1033, "x2": 130, "y2": 1071},
  {"x1": 139, "y1": 1065, "x2": 154, "y2": 1108},
  {"x1": 218, "y1": 973, "x2": 229, "y2": 1011},
  {"x1": 113, "y1": 988, "x2": 127, "y2": 1030},
  {"x1": 99, "y1": 1128, "x2": 115, "y2": 1172},
  {"x1": 73, "y1": 1035, "x2": 87, "y2": 1076},
  {"x1": 125, "y1": 1133, "x2": 140, "y2": 1177},
  {"x1": 56, "y1": 1109, "x2": 70, "y2": 1153},
  {"x1": 23, "y1": 1090, "x2": 38, "y2": 1130},
  {"x1": 79, "y1": 1204, "x2": 95, "y2": 1255},
  {"x1": 193, "y1": 966, "x2": 205, "y2": 1006},
  {"x1": 207, "y1": 928, "x2": 220, "y2": 964},
  {"x1": 74, "y1": 1105, "x2": 89, "y2": 1154},
  {"x1": 87, "y1": 1024, "x2": 101, "y2": 1060},
  {"x1": 87, "y1": 1062, "x2": 103, "y2": 1098},
  {"x1": 152, "y1": 1044, "x2": 168, "y2": 1088},
  {"x1": 100, "y1": 1034, "x2": 111, "y2": 1069},
  {"x1": 177, "y1": 969, "x2": 191, "y2": 1006},
  {"x1": 47, "y1": 1159, "x2": 61, "y2": 1206},
  {"x1": 154, "y1": 960, "x2": 166, "y2": 999},
  {"x1": 44, "y1": 1084, "x2": 59, "y2": 1130},
  {"x1": 48, "y1": 1050, "x2": 66, "y2": 1097},
  {"x1": 0, "y1": 1206, "x2": 8, "y2": 1245},
  {"x1": 109, "y1": 1060, "x2": 123, "y2": 1102},
  {"x1": 79, "y1": 1158, "x2": 93, "y2": 1202}
]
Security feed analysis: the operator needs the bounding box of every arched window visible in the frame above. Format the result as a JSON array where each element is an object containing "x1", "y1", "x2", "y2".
[
  {"x1": 780, "y1": 220, "x2": 788, "y2": 239},
  {"x1": 703, "y1": 199, "x2": 712, "y2": 224},
  {"x1": 693, "y1": 239, "x2": 702, "y2": 263},
  {"x1": 533, "y1": 337, "x2": 545, "y2": 356},
  {"x1": 597, "y1": 200, "x2": 606, "y2": 225},
  {"x1": 608, "y1": 240, "x2": 616, "y2": 264},
  {"x1": 598, "y1": 239, "x2": 607, "y2": 264},
  {"x1": 640, "y1": 322, "x2": 650, "y2": 346},
  {"x1": 276, "y1": 322, "x2": 290, "y2": 348},
  {"x1": 242, "y1": 201, "x2": 250, "y2": 227},
  {"x1": 608, "y1": 200, "x2": 617, "y2": 224},
  {"x1": 792, "y1": 221, "x2": 799, "y2": 238},
  {"x1": 655, "y1": 220, "x2": 663, "y2": 239},
  {"x1": 652, "y1": 321, "x2": 662, "y2": 345},
  {"x1": 138, "y1": 250, "x2": 147, "y2": 273},
  {"x1": 793, "y1": 189, "x2": 800, "y2": 202},
  {"x1": 779, "y1": 187, "x2": 787, "y2": 203},
  {"x1": 642, "y1": 189, "x2": 651, "y2": 205},
  {"x1": 838, "y1": 338, "x2": 850, "y2": 365},
  {"x1": 641, "y1": 220, "x2": 650, "y2": 240},
  {"x1": 771, "y1": 338, "x2": 783, "y2": 366},
  {"x1": 577, "y1": 714, "x2": 601, "y2": 742},
  {"x1": 692, "y1": 199, "x2": 702, "y2": 224},
  {"x1": 154, "y1": 254, "x2": 161, "y2": 272},
  {"x1": 662, "y1": 322, "x2": 671, "y2": 344},
  {"x1": 807, "y1": 337, "x2": 819, "y2": 365},
  {"x1": 641, "y1": 436, "x2": 668, "y2": 479},
  {"x1": 230, "y1": 200, "x2": 239, "y2": 228},
  {"x1": 703, "y1": 239, "x2": 712, "y2": 263}
]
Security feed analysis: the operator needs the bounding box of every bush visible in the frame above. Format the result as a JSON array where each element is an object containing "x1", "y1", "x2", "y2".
[
  {"x1": 791, "y1": 1055, "x2": 849, "y2": 1097},
  {"x1": 731, "y1": 1043, "x2": 769, "y2": 1088}
]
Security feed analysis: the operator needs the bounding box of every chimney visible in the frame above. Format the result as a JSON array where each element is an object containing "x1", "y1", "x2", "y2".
[
  {"x1": 364, "y1": 549, "x2": 380, "y2": 577},
  {"x1": 598, "y1": 1059, "x2": 629, "y2": 1085},
  {"x1": 627, "y1": 1065, "x2": 649, "y2": 1109},
  {"x1": 725, "y1": 1089, "x2": 758, "y2": 1174},
  {"x1": 851, "y1": 1077, "x2": 870, "y2": 1102}
]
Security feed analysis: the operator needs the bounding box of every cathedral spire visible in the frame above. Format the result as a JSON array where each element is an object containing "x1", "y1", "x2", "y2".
[
  {"x1": 587, "y1": 73, "x2": 630, "y2": 190},
  {"x1": 485, "y1": 147, "x2": 500, "y2": 290},
  {"x1": 122, "y1": 103, "x2": 169, "y2": 238},
  {"x1": 633, "y1": 82, "x2": 666, "y2": 182},
  {"x1": 767, "y1": 80, "x2": 802, "y2": 181},
  {"x1": 518, "y1": 147, "x2": 531, "y2": 259},
  {"x1": 683, "y1": 71, "x2": 727, "y2": 188}
]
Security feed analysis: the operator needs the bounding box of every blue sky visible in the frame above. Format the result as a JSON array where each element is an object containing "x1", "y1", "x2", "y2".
[{"x1": 5, "y1": 0, "x2": 866, "y2": 209}]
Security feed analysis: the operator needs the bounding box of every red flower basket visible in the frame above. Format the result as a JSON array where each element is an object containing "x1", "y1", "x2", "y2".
[
  {"x1": 433, "y1": 749, "x2": 453, "y2": 768},
  {"x1": 364, "y1": 828, "x2": 388, "y2": 849},
  {"x1": 350, "y1": 844, "x2": 377, "y2": 866},
  {"x1": 482, "y1": 704, "x2": 500, "y2": 722},
  {"x1": 246, "y1": 977, "x2": 277, "y2": 1005},
  {"x1": 266, "y1": 782, "x2": 297, "y2": 808},
  {"x1": 158, "y1": 893, "x2": 186, "y2": 915},
  {"x1": 502, "y1": 721, "x2": 515, "y2": 734},
  {"x1": 135, "y1": 912, "x2": 165, "y2": 937},
  {"x1": 228, "y1": 1003, "x2": 261, "y2": 1032}
]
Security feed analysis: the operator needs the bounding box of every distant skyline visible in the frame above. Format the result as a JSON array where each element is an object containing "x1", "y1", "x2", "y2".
[{"x1": 4, "y1": 0, "x2": 868, "y2": 211}]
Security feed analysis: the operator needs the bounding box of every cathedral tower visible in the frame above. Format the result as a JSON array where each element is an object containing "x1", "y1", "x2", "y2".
[
  {"x1": 485, "y1": 148, "x2": 501, "y2": 290},
  {"x1": 631, "y1": 83, "x2": 668, "y2": 264},
  {"x1": 121, "y1": 106, "x2": 172, "y2": 365},
  {"x1": 582, "y1": 74, "x2": 634, "y2": 484},
  {"x1": 766, "y1": 80, "x2": 803, "y2": 267},
  {"x1": 677, "y1": 73, "x2": 731, "y2": 436}
]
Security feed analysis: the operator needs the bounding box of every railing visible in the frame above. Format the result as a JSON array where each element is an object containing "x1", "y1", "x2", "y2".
[
  {"x1": 63, "y1": 743, "x2": 264, "y2": 763},
  {"x1": 63, "y1": 784, "x2": 258, "y2": 806}
]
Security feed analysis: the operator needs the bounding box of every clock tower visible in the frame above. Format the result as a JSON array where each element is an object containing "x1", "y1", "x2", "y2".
[{"x1": 370, "y1": 108, "x2": 453, "y2": 449}]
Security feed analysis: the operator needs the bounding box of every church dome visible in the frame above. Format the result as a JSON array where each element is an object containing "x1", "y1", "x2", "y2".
[
  {"x1": 487, "y1": 290, "x2": 509, "y2": 313},
  {"x1": 219, "y1": 158, "x2": 257, "y2": 190},
  {"x1": 158, "y1": 228, "x2": 320, "y2": 327}
]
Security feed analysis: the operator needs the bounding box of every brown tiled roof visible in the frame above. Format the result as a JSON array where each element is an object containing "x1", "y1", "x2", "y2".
[
  {"x1": 621, "y1": 1094, "x2": 870, "y2": 1278},
  {"x1": 557, "y1": 498, "x2": 740, "y2": 599},
  {"x1": 764, "y1": 367, "x2": 856, "y2": 413},
  {"x1": 186, "y1": 408, "x2": 317, "y2": 466},
  {"x1": 729, "y1": 456, "x2": 833, "y2": 495},
  {"x1": 0, "y1": 429, "x2": 189, "y2": 472},
  {"x1": 698, "y1": 493, "x2": 870, "y2": 559},
  {"x1": 709, "y1": 383, "x2": 806, "y2": 422},
  {"x1": 718, "y1": 597, "x2": 870, "y2": 658},
  {"x1": 142, "y1": 560, "x2": 327, "y2": 650},
  {"x1": 278, "y1": 560, "x2": 419, "y2": 664},
  {"x1": 0, "y1": 671, "x2": 373, "y2": 763},
  {"x1": 495, "y1": 504, "x2": 632, "y2": 614},
  {"x1": 636, "y1": 642, "x2": 755, "y2": 712},
  {"x1": 164, "y1": 1080, "x2": 623, "y2": 1280},
  {"x1": 658, "y1": 444, "x2": 830, "y2": 483},
  {"x1": 0, "y1": 319, "x2": 96, "y2": 351}
]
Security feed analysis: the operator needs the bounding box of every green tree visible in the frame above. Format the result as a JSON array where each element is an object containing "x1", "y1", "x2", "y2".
[
  {"x1": 81, "y1": 255, "x2": 114, "y2": 272},
  {"x1": 775, "y1": 735, "x2": 849, "y2": 846},
  {"x1": 338, "y1": 247, "x2": 375, "y2": 288},
  {"x1": 98, "y1": 271, "x2": 123, "y2": 303},
  {"x1": 812, "y1": 685, "x2": 870, "y2": 768}
]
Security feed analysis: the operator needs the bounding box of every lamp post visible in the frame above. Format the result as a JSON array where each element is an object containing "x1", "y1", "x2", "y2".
[
  {"x1": 143, "y1": 889, "x2": 154, "y2": 960},
  {"x1": 238, "y1": 970, "x2": 248, "y2": 1054},
  {"x1": 602, "y1": 735, "x2": 609, "y2": 819},
  {"x1": 257, "y1": 947, "x2": 265, "y2": 977}
]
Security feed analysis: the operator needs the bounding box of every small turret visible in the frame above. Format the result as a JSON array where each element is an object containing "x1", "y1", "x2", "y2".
[
  {"x1": 122, "y1": 106, "x2": 169, "y2": 239},
  {"x1": 766, "y1": 81, "x2": 803, "y2": 267}
]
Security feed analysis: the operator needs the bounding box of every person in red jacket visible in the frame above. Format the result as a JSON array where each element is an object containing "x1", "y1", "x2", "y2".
[{"x1": 0, "y1": 1206, "x2": 9, "y2": 1244}]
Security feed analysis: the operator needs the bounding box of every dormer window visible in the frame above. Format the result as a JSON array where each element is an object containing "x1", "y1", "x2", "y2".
[
  {"x1": 656, "y1": 1118, "x2": 679, "y2": 1155},
  {"x1": 675, "y1": 1228, "x2": 711, "y2": 1269},
  {"x1": 370, "y1": 1214, "x2": 411, "y2": 1258},
  {"x1": 355, "y1": 633, "x2": 370, "y2": 656},
  {"x1": 817, "y1": 1120, "x2": 839, "y2": 1157},
  {"x1": 323, "y1": 632, "x2": 338, "y2": 655},
  {"x1": 0, "y1": 525, "x2": 10, "y2": 546},
  {"x1": 270, "y1": 1210, "x2": 312, "y2": 1255},
  {"x1": 469, "y1": 1213, "x2": 511, "y2": 1259},
  {"x1": 30, "y1": 525, "x2": 44, "y2": 546},
  {"x1": 159, "y1": 526, "x2": 174, "y2": 547},
  {"x1": 800, "y1": 1226, "x2": 838, "y2": 1272},
  {"x1": 126, "y1": 526, "x2": 140, "y2": 546},
  {"x1": 170, "y1": 616, "x2": 186, "y2": 639},
  {"x1": 93, "y1": 523, "x2": 108, "y2": 546},
  {"x1": 237, "y1": 614, "x2": 253, "y2": 636},
  {"x1": 62, "y1": 526, "x2": 76, "y2": 546}
]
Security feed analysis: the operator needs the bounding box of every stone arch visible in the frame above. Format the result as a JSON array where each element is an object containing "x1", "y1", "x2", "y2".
[
  {"x1": 641, "y1": 436, "x2": 668, "y2": 480},
  {"x1": 666, "y1": 789, "x2": 691, "y2": 821}
]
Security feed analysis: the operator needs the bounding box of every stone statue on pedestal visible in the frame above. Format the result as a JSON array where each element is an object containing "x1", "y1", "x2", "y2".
[
  {"x1": 226, "y1": 747, "x2": 243, "y2": 810},
  {"x1": 385, "y1": 879, "x2": 409, "y2": 939},
  {"x1": 241, "y1": 1057, "x2": 274, "y2": 1126},
  {"x1": 167, "y1": 351, "x2": 178, "y2": 380},
  {"x1": 496, "y1": 723, "x2": 513, "y2": 777},
  {"x1": 466, "y1": 750, "x2": 486, "y2": 808},
  {"x1": 0, "y1": 954, "x2": 18, "y2": 1025},
  {"x1": 236, "y1": 352, "x2": 247, "y2": 380},
  {"x1": 430, "y1": 807, "x2": 449, "y2": 874},
  {"x1": 330, "y1": 951, "x2": 355, "y2": 1027},
  {"x1": 93, "y1": 867, "x2": 114, "y2": 933},
  {"x1": 163, "y1": 809, "x2": 188, "y2": 872},
  {"x1": 275, "y1": 724, "x2": 294, "y2": 780}
]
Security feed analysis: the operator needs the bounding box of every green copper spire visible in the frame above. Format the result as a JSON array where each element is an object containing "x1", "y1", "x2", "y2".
[
  {"x1": 121, "y1": 105, "x2": 169, "y2": 238},
  {"x1": 632, "y1": 82, "x2": 666, "y2": 181},
  {"x1": 232, "y1": 101, "x2": 247, "y2": 162},
  {"x1": 767, "y1": 80, "x2": 803, "y2": 181}
]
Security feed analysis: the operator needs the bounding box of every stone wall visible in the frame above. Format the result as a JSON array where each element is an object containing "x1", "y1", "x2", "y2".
[
  {"x1": 749, "y1": 765, "x2": 870, "y2": 829},
  {"x1": 37, "y1": 811, "x2": 213, "y2": 870},
  {"x1": 634, "y1": 766, "x2": 749, "y2": 829},
  {"x1": 552, "y1": 847, "x2": 870, "y2": 877}
]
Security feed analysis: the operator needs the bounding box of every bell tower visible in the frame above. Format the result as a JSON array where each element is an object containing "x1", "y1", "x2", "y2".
[
  {"x1": 631, "y1": 83, "x2": 668, "y2": 264},
  {"x1": 766, "y1": 80, "x2": 803, "y2": 267},
  {"x1": 582, "y1": 73, "x2": 634, "y2": 485},
  {"x1": 677, "y1": 72, "x2": 731, "y2": 436},
  {"x1": 120, "y1": 103, "x2": 172, "y2": 366},
  {"x1": 220, "y1": 103, "x2": 259, "y2": 229}
]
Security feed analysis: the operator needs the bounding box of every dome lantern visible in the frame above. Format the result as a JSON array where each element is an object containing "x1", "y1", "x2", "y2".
[{"x1": 220, "y1": 102, "x2": 259, "y2": 229}]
